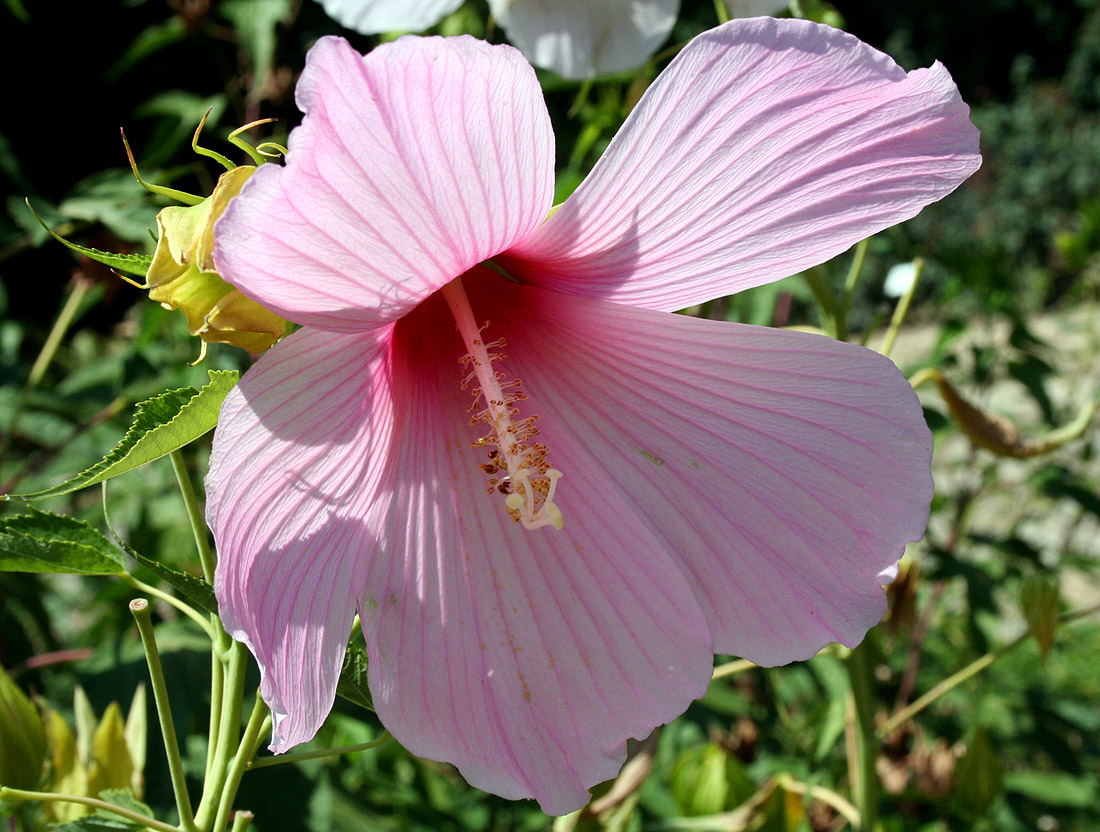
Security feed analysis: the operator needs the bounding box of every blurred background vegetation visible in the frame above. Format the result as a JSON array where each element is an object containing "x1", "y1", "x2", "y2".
[{"x1": 1, "y1": 1, "x2": 1098, "y2": 830}]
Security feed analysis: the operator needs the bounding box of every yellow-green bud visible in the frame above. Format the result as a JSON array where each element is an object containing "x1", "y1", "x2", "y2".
[
  {"x1": 0, "y1": 665, "x2": 46, "y2": 790},
  {"x1": 148, "y1": 165, "x2": 290, "y2": 354}
]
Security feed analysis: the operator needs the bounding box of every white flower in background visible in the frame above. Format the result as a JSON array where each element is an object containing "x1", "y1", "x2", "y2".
[
  {"x1": 725, "y1": 0, "x2": 790, "y2": 16},
  {"x1": 314, "y1": 0, "x2": 680, "y2": 79},
  {"x1": 884, "y1": 262, "x2": 921, "y2": 298}
]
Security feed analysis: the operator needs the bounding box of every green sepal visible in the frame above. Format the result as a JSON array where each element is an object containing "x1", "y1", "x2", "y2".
[
  {"x1": 25, "y1": 199, "x2": 153, "y2": 278},
  {"x1": 5, "y1": 370, "x2": 238, "y2": 502},
  {"x1": 123, "y1": 686, "x2": 147, "y2": 798},
  {"x1": 87, "y1": 705, "x2": 134, "y2": 799},
  {"x1": 336, "y1": 644, "x2": 374, "y2": 713},
  {"x1": 0, "y1": 507, "x2": 125, "y2": 575},
  {"x1": 0, "y1": 664, "x2": 47, "y2": 790}
]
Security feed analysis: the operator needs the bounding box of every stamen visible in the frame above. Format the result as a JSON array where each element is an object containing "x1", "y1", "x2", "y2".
[{"x1": 441, "y1": 277, "x2": 563, "y2": 531}]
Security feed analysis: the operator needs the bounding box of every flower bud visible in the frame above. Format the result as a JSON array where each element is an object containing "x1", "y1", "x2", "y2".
[
  {"x1": 0, "y1": 665, "x2": 46, "y2": 790},
  {"x1": 148, "y1": 165, "x2": 290, "y2": 354}
]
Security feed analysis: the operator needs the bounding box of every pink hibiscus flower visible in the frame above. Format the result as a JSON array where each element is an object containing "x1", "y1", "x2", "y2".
[{"x1": 208, "y1": 19, "x2": 980, "y2": 814}]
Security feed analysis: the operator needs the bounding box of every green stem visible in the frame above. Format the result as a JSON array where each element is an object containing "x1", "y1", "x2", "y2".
[
  {"x1": 120, "y1": 573, "x2": 215, "y2": 638},
  {"x1": 711, "y1": 658, "x2": 755, "y2": 681},
  {"x1": 567, "y1": 79, "x2": 593, "y2": 119},
  {"x1": 170, "y1": 450, "x2": 218, "y2": 586},
  {"x1": 230, "y1": 811, "x2": 255, "y2": 832},
  {"x1": 776, "y1": 775, "x2": 860, "y2": 827},
  {"x1": 878, "y1": 258, "x2": 923, "y2": 359},
  {"x1": 802, "y1": 268, "x2": 841, "y2": 340},
  {"x1": 129, "y1": 599, "x2": 198, "y2": 832},
  {"x1": 0, "y1": 788, "x2": 180, "y2": 832},
  {"x1": 212, "y1": 694, "x2": 270, "y2": 832},
  {"x1": 246, "y1": 731, "x2": 392, "y2": 770},
  {"x1": 836, "y1": 237, "x2": 870, "y2": 342},
  {"x1": 845, "y1": 640, "x2": 879, "y2": 832},
  {"x1": 169, "y1": 445, "x2": 236, "y2": 800},
  {"x1": 205, "y1": 649, "x2": 225, "y2": 784},
  {"x1": 713, "y1": 0, "x2": 730, "y2": 23},
  {"x1": 0, "y1": 279, "x2": 91, "y2": 468},
  {"x1": 194, "y1": 642, "x2": 248, "y2": 831},
  {"x1": 879, "y1": 602, "x2": 1100, "y2": 737}
]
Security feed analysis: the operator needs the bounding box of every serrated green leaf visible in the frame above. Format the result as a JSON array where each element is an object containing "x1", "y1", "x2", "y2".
[
  {"x1": 96, "y1": 789, "x2": 153, "y2": 817},
  {"x1": 336, "y1": 644, "x2": 374, "y2": 712},
  {"x1": 0, "y1": 507, "x2": 125, "y2": 575},
  {"x1": 53, "y1": 814, "x2": 144, "y2": 832},
  {"x1": 133, "y1": 550, "x2": 217, "y2": 614},
  {"x1": 7, "y1": 370, "x2": 237, "y2": 502},
  {"x1": 25, "y1": 199, "x2": 152, "y2": 277},
  {"x1": 101, "y1": 485, "x2": 217, "y2": 615}
]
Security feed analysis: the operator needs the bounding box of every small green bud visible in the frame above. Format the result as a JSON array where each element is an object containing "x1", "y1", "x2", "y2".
[
  {"x1": 147, "y1": 165, "x2": 290, "y2": 354},
  {"x1": 0, "y1": 665, "x2": 46, "y2": 790}
]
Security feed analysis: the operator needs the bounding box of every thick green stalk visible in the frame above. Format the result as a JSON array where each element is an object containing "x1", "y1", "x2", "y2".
[
  {"x1": 169, "y1": 450, "x2": 218, "y2": 587},
  {"x1": 212, "y1": 695, "x2": 270, "y2": 832},
  {"x1": 194, "y1": 643, "x2": 248, "y2": 831},
  {"x1": 130, "y1": 599, "x2": 198, "y2": 832},
  {"x1": 205, "y1": 650, "x2": 225, "y2": 784}
]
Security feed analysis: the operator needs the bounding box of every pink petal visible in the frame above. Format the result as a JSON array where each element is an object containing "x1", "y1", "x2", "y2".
[
  {"x1": 502, "y1": 17, "x2": 981, "y2": 311},
  {"x1": 214, "y1": 35, "x2": 554, "y2": 332},
  {"x1": 486, "y1": 0, "x2": 679, "y2": 80},
  {"x1": 359, "y1": 287, "x2": 713, "y2": 814},
  {"x1": 207, "y1": 327, "x2": 397, "y2": 751},
  {"x1": 462, "y1": 274, "x2": 932, "y2": 664},
  {"x1": 315, "y1": 0, "x2": 462, "y2": 34}
]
